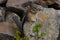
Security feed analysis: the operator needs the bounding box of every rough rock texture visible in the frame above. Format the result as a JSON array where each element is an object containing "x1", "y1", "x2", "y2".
[
  {"x1": 56, "y1": 0, "x2": 60, "y2": 6},
  {"x1": 6, "y1": 12, "x2": 20, "y2": 23},
  {"x1": 0, "y1": 7, "x2": 5, "y2": 22},
  {"x1": 0, "y1": 33, "x2": 14, "y2": 40},
  {"x1": 24, "y1": 8, "x2": 59, "y2": 40},
  {"x1": 0, "y1": 9, "x2": 21, "y2": 36},
  {"x1": 0, "y1": 22, "x2": 17, "y2": 36},
  {"x1": 0, "y1": 0, "x2": 7, "y2": 4},
  {"x1": 0, "y1": 0, "x2": 60, "y2": 40},
  {"x1": 56, "y1": 10, "x2": 60, "y2": 40},
  {"x1": 6, "y1": 0, "x2": 36, "y2": 10}
]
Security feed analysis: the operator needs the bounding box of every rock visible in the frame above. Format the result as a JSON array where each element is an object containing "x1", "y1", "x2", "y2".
[
  {"x1": 5, "y1": 11, "x2": 24, "y2": 35},
  {"x1": 56, "y1": 0, "x2": 60, "y2": 6},
  {"x1": 56, "y1": 10, "x2": 60, "y2": 40},
  {"x1": 0, "y1": 22, "x2": 17, "y2": 36},
  {"x1": 6, "y1": 0, "x2": 36, "y2": 10},
  {"x1": 36, "y1": 0, "x2": 56, "y2": 7},
  {"x1": 24, "y1": 8, "x2": 59, "y2": 40},
  {"x1": 0, "y1": 7, "x2": 5, "y2": 22},
  {"x1": 38, "y1": 8, "x2": 58, "y2": 40},
  {"x1": 0, "y1": 0, "x2": 7, "y2": 4},
  {"x1": 0, "y1": 0, "x2": 7, "y2": 7},
  {"x1": 48, "y1": 3, "x2": 60, "y2": 10},
  {"x1": 6, "y1": 12, "x2": 20, "y2": 23},
  {"x1": 0, "y1": 33, "x2": 14, "y2": 40}
]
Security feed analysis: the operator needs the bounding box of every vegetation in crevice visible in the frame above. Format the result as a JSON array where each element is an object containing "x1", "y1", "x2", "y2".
[
  {"x1": 33, "y1": 23, "x2": 46, "y2": 40},
  {"x1": 13, "y1": 28, "x2": 29, "y2": 40}
]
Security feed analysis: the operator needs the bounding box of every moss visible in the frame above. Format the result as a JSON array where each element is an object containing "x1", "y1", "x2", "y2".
[
  {"x1": 13, "y1": 28, "x2": 29, "y2": 40},
  {"x1": 40, "y1": 32, "x2": 46, "y2": 38},
  {"x1": 14, "y1": 28, "x2": 21, "y2": 40},
  {"x1": 33, "y1": 23, "x2": 43, "y2": 32}
]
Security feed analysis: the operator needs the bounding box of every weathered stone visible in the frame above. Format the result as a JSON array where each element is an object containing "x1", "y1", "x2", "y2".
[
  {"x1": 5, "y1": 11, "x2": 24, "y2": 35},
  {"x1": 6, "y1": 0, "x2": 36, "y2": 10},
  {"x1": 56, "y1": 10, "x2": 60, "y2": 40},
  {"x1": 6, "y1": 12, "x2": 20, "y2": 23},
  {"x1": 0, "y1": 33, "x2": 14, "y2": 40},
  {"x1": 0, "y1": 22, "x2": 17, "y2": 36},
  {"x1": 56, "y1": 0, "x2": 60, "y2": 6},
  {"x1": 0, "y1": 7, "x2": 5, "y2": 22},
  {"x1": 24, "y1": 8, "x2": 59, "y2": 40},
  {"x1": 0, "y1": 0, "x2": 60, "y2": 40},
  {"x1": 0, "y1": 0, "x2": 7, "y2": 4},
  {"x1": 36, "y1": 0, "x2": 57, "y2": 7}
]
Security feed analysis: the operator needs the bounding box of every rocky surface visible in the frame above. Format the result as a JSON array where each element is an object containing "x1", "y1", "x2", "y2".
[
  {"x1": 0, "y1": 0, "x2": 60, "y2": 40},
  {"x1": 6, "y1": 0, "x2": 36, "y2": 10},
  {"x1": 24, "y1": 8, "x2": 59, "y2": 40},
  {"x1": 0, "y1": 0, "x2": 7, "y2": 4},
  {"x1": 0, "y1": 22, "x2": 17, "y2": 36},
  {"x1": 56, "y1": 0, "x2": 60, "y2": 6},
  {"x1": 0, "y1": 7, "x2": 5, "y2": 22}
]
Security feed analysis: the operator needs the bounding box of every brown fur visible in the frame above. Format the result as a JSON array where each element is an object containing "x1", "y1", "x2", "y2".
[{"x1": 27, "y1": 9, "x2": 36, "y2": 22}]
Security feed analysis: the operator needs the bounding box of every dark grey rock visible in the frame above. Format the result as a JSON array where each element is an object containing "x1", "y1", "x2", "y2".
[
  {"x1": 0, "y1": 7, "x2": 5, "y2": 22},
  {"x1": 0, "y1": 0, "x2": 7, "y2": 4}
]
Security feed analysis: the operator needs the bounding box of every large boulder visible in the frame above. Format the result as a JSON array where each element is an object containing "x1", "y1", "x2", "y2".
[
  {"x1": 24, "y1": 8, "x2": 59, "y2": 40},
  {"x1": 0, "y1": 22, "x2": 17, "y2": 36},
  {"x1": 6, "y1": 0, "x2": 36, "y2": 10}
]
